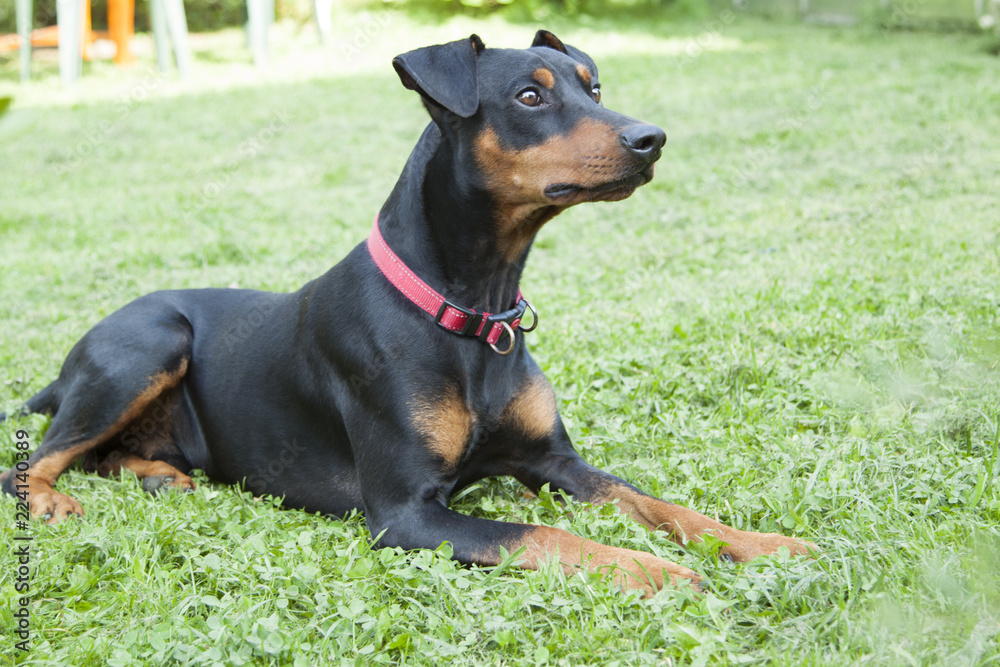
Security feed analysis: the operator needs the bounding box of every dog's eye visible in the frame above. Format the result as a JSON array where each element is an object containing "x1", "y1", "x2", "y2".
[
  {"x1": 517, "y1": 89, "x2": 543, "y2": 107},
  {"x1": 591, "y1": 85, "x2": 601, "y2": 103}
]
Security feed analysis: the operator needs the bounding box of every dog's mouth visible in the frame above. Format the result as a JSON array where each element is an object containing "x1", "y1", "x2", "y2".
[{"x1": 543, "y1": 165, "x2": 655, "y2": 203}]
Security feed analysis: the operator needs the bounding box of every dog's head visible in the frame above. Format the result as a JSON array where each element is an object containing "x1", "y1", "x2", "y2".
[{"x1": 393, "y1": 31, "x2": 665, "y2": 259}]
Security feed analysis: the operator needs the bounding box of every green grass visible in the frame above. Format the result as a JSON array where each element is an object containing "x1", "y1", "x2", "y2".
[{"x1": 2, "y1": 11, "x2": 1000, "y2": 666}]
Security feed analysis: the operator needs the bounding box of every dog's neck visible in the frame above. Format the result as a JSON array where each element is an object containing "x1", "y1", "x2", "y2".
[{"x1": 377, "y1": 124, "x2": 539, "y2": 314}]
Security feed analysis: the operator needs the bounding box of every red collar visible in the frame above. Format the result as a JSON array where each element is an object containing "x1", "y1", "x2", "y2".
[{"x1": 366, "y1": 215, "x2": 537, "y2": 354}]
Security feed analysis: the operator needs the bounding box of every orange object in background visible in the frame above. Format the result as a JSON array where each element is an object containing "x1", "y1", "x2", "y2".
[
  {"x1": 107, "y1": 0, "x2": 135, "y2": 65},
  {"x1": 0, "y1": 25, "x2": 59, "y2": 52},
  {"x1": 0, "y1": 0, "x2": 135, "y2": 66}
]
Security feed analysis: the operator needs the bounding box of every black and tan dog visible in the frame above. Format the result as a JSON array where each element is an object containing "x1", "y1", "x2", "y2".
[{"x1": 1, "y1": 31, "x2": 814, "y2": 596}]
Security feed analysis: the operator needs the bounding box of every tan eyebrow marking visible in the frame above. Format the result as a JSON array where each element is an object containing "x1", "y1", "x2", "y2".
[
  {"x1": 532, "y1": 67, "x2": 556, "y2": 89},
  {"x1": 576, "y1": 64, "x2": 592, "y2": 85}
]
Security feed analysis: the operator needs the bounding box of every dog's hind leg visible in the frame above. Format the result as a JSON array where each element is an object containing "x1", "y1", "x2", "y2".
[
  {"x1": 83, "y1": 384, "x2": 196, "y2": 496},
  {"x1": 0, "y1": 300, "x2": 193, "y2": 523},
  {"x1": 91, "y1": 449, "x2": 195, "y2": 496}
]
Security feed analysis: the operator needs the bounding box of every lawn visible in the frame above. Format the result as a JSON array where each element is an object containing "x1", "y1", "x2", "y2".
[{"x1": 1, "y1": 9, "x2": 999, "y2": 666}]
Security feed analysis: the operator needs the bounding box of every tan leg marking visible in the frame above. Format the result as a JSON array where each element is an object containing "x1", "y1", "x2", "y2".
[
  {"x1": 503, "y1": 374, "x2": 558, "y2": 440},
  {"x1": 498, "y1": 525, "x2": 700, "y2": 598},
  {"x1": 597, "y1": 484, "x2": 817, "y2": 561},
  {"x1": 95, "y1": 450, "x2": 194, "y2": 491},
  {"x1": 22, "y1": 442, "x2": 91, "y2": 524},
  {"x1": 25, "y1": 358, "x2": 189, "y2": 524},
  {"x1": 410, "y1": 384, "x2": 473, "y2": 469}
]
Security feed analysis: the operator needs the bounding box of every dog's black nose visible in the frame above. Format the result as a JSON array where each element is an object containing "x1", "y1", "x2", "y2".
[{"x1": 621, "y1": 125, "x2": 666, "y2": 159}]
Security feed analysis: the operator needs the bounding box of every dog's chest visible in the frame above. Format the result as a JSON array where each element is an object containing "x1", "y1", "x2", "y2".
[
  {"x1": 432, "y1": 373, "x2": 559, "y2": 476},
  {"x1": 410, "y1": 371, "x2": 537, "y2": 471}
]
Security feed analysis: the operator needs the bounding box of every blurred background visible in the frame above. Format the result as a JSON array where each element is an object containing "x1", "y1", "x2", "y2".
[
  {"x1": 1, "y1": 0, "x2": 997, "y2": 85},
  {"x1": 2, "y1": 0, "x2": 998, "y2": 37}
]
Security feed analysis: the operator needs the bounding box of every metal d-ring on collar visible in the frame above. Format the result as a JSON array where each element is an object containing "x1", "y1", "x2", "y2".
[
  {"x1": 491, "y1": 321, "x2": 518, "y2": 355},
  {"x1": 521, "y1": 299, "x2": 538, "y2": 333},
  {"x1": 483, "y1": 298, "x2": 539, "y2": 355}
]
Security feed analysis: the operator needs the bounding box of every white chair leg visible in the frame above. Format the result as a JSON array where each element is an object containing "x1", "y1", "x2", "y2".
[
  {"x1": 163, "y1": 0, "x2": 191, "y2": 79},
  {"x1": 150, "y1": 0, "x2": 171, "y2": 73},
  {"x1": 16, "y1": 0, "x2": 32, "y2": 81},
  {"x1": 246, "y1": 0, "x2": 269, "y2": 67},
  {"x1": 57, "y1": 0, "x2": 82, "y2": 86},
  {"x1": 313, "y1": 0, "x2": 332, "y2": 44}
]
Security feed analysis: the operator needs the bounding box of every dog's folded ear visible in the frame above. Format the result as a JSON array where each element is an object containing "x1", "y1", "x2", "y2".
[
  {"x1": 531, "y1": 30, "x2": 567, "y2": 53},
  {"x1": 531, "y1": 30, "x2": 598, "y2": 77},
  {"x1": 393, "y1": 35, "x2": 485, "y2": 119}
]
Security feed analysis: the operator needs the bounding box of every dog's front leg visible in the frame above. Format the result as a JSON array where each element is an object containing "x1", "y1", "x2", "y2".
[
  {"x1": 514, "y1": 449, "x2": 816, "y2": 563},
  {"x1": 348, "y1": 378, "x2": 697, "y2": 596},
  {"x1": 364, "y1": 498, "x2": 700, "y2": 597}
]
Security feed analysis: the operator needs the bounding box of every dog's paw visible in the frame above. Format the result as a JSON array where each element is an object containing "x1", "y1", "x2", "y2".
[
  {"x1": 605, "y1": 553, "x2": 703, "y2": 599},
  {"x1": 142, "y1": 475, "x2": 195, "y2": 496},
  {"x1": 720, "y1": 531, "x2": 817, "y2": 563},
  {"x1": 30, "y1": 490, "x2": 84, "y2": 524}
]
